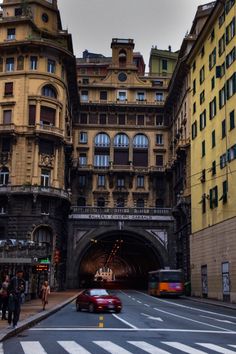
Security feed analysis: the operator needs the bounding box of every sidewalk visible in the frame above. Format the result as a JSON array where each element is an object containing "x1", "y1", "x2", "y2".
[
  {"x1": 184, "y1": 295, "x2": 236, "y2": 310},
  {"x1": 0, "y1": 290, "x2": 79, "y2": 342}
]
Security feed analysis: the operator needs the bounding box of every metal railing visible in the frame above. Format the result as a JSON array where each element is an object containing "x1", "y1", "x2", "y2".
[
  {"x1": 0, "y1": 185, "x2": 70, "y2": 199},
  {"x1": 71, "y1": 206, "x2": 172, "y2": 216}
]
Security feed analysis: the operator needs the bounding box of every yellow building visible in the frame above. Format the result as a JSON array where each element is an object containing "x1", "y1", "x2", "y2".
[
  {"x1": 188, "y1": 0, "x2": 236, "y2": 302},
  {"x1": 0, "y1": 0, "x2": 77, "y2": 288}
]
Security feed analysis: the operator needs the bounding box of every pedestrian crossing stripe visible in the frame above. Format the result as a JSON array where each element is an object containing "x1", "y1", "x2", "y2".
[{"x1": 11, "y1": 340, "x2": 236, "y2": 354}]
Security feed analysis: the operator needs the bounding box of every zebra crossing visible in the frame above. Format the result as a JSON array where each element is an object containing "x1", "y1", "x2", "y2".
[{"x1": 2, "y1": 340, "x2": 236, "y2": 354}]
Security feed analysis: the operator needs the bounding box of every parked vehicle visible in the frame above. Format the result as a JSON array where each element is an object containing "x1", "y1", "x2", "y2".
[{"x1": 76, "y1": 288, "x2": 122, "y2": 313}]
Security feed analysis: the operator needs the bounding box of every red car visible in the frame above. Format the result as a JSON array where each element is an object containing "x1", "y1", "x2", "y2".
[{"x1": 76, "y1": 289, "x2": 122, "y2": 313}]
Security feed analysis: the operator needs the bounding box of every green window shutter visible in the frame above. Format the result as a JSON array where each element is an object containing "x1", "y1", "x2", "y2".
[{"x1": 209, "y1": 189, "x2": 213, "y2": 209}]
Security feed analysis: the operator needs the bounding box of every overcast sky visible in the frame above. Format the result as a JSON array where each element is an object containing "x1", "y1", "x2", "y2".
[{"x1": 57, "y1": 0, "x2": 211, "y2": 66}]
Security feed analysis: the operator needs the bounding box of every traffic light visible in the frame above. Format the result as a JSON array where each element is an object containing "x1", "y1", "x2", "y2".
[{"x1": 54, "y1": 249, "x2": 60, "y2": 264}]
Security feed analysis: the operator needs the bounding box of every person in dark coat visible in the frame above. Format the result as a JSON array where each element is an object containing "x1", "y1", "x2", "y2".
[
  {"x1": 7, "y1": 269, "x2": 25, "y2": 329},
  {"x1": 0, "y1": 275, "x2": 10, "y2": 320}
]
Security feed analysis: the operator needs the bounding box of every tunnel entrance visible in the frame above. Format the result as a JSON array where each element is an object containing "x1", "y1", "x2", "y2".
[{"x1": 77, "y1": 229, "x2": 166, "y2": 290}]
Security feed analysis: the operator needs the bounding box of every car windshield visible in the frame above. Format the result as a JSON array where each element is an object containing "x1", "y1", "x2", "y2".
[{"x1": 90, "y1": 289, "x2": 109, "y2": 296}]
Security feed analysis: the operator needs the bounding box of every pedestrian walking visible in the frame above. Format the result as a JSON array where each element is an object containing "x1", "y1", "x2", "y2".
[
  {"x1": 8, "y1": 269, "x2": 25, "y2": 329},
  {"x1": 0, "y1": 275, "x2": 10, "y2": 320},
  {"x1": 41, "y1": 280, "x2": 50, "y2": 310}
]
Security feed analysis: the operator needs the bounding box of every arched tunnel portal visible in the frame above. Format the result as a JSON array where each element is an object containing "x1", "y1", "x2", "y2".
[{"x1": 74, "y1": 227, "x2": 169, "y2": 289}]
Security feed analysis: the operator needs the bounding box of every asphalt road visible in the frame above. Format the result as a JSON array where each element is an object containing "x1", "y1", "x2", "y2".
[{"x1": 2, "y1": 290, "x2": 236, "y2": 353}]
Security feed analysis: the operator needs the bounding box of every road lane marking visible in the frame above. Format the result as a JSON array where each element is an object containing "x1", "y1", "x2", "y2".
[
  {"x1": 144, "y1": 304, "x2": 150, "y2": 307},
  {"x1": 135, "y1": 291, "x2": 236, "y2": 320},
  {"x1": 94, "y1": 341, "x2": 133, "y2": 354},
  {"x1": 137, "y1": 300, "x2": 142, "y2": 303},
  {"x1": 29, "y1": 327, "x2": 236, "y2": 333},
  {"x1": 58, "y1": 341, "x2": 91, "y2": 354},
  {"x1": 229, "y1": 345, "x2": 236, "y2": 348},
  {"x1": 0, "y1": 343, "x2": 3, "y2": 354},
  {"x1": 197, "y1": 343, "x2": 236, "y2": 353},
  {"x1": 153, "y1": 307, "x2": 232, "y2": 332},
  {"x1": 162, "y1": 342, "x2": 207, "y2": 354},
  {"x1": 200, "y1": 315, "x2": 236, "y2": 324},
  {"x1": 141, "y1": 313, "x2": 163, "y2": 322},
  {"x1": 112, "y1": 314, "x2": 138, "y2": 329},
  {"x1": 128, "y1": 341, "x2": 170, "y2": 353},
  {"x1": 20, "y1": 341, "x2": 47, "y2": 354}
]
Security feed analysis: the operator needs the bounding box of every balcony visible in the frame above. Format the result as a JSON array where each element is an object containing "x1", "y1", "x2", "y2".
[
  {"x1": 0, "y1": 185, "x2": 70, "y2": 200},
  {"x1": 0, "y1": 123, "x2": 15, "y2": 134},
  {"x1": 35, "y1": 123, "x2": 64, "y2": 138},
  {"x1": 73, "y1": 162, "x2": 165, "y2": 174},
  {"x1": 70, "y1": 206, "x2": 173, "y2": 221}
]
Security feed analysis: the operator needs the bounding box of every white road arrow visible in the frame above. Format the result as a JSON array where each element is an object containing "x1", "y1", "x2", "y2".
[
  {"x1": 141, "y1": 313, "x2": 163, "y2": 321},
  {"x1": 200, "y1": 315, "x2": 236, "y2": 324}
]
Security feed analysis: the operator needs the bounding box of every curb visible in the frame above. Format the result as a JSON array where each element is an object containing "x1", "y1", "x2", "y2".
[
  {"x1": 0, "y1": 294, "x2": 78, "y2": 342},
  {"x1": 183, "y1": 296, "x2": 236, "y2": 310}
]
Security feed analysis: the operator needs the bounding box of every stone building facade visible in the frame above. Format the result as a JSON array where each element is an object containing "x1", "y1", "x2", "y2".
[{"x1": 0, "y1": 0, "x2": 78, "y2": 292}]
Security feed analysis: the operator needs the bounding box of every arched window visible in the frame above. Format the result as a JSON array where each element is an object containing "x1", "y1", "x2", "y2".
[
  {"x1": 94, "y1": 133, "x2": 110, "y2": 167},
  {"x1": 133, "y1": 134, "x2": 148, "y2": 148},
  {"x1": 137, "y1": 199, "x2": 144, "y2": 208},
  {"x1": 94, "y1": 133, "x2": 110, "y2": 147},
  {"x1": 119, "y1": 49, "x2": 127, "y2": 67},
  {"x1": 42, "y1": 85, "x2": 57, "y2": 99},
  {"x1": 117, "y1": 198, "x2": 124, "y2": 208},
  {"x1": 77, "y1": 197, "x2": 86, "y2": 206},
  {"x1": 97, "y1": 197, "x2": 105, "y2": 207},
  {"x1": 34, "y1": 227, "x2": 52, "y2": 244},
  {"x1": 114, "y1": 133, "x2": 129, "y2": 147},
  {"x1": 0, "y1": 167, "x2": 9, "y2": 185}
]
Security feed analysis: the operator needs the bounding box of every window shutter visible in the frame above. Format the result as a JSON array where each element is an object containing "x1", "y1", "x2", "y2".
[
  {"x1": 133, "y1": 151, "x2": 148, "y2": 166},
  {"x1": 4, "y1": 82, "x2": 13, "y2": 95},
  {"x1": 40, "y1": 106, "x2": 55, "y2": 124},
  {"x1": 29, "y1": 105, "x2": 36, "y2": 125},
  {"x1": 114, "y1": 150, "x2": 129, "y2": 165},
  {"x1": 3, "y1": 110, "x2": 12, "y2": 124}
]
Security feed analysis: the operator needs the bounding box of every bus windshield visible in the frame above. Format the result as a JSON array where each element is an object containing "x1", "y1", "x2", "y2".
[{"x1": 160, "y1": 271, "x2": 182, "y2": 282}]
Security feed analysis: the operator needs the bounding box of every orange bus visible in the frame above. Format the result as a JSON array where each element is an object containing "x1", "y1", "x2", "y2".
[{"x1": 148, "y1": 269, "x2": 184, "y2": 297}]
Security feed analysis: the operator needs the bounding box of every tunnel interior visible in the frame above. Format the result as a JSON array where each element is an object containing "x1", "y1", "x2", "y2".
[{"x1": 78, "y1": 231, "x2": 163, "y2": 289}]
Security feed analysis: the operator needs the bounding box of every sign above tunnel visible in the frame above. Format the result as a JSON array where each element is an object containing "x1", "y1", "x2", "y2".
[{"x1": 69, "y1": 214, "x2": 173, "y2": 221}]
